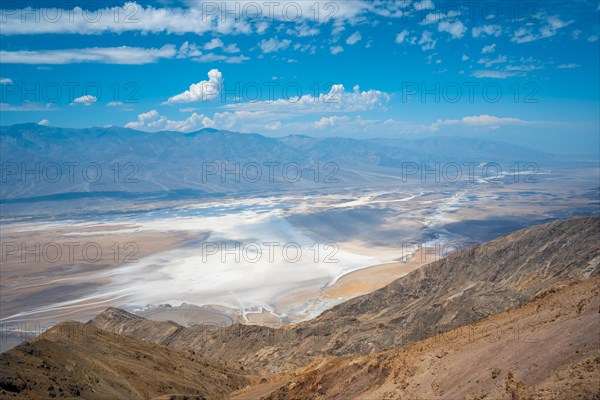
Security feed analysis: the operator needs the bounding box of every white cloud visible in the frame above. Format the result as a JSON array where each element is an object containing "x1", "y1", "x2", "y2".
[
  {"x1": 420, "y1": 12, "x2": 440, "y2": 25},
  {"x1": 38, "y1": 119, "x2": 50, "y2": 126},
  {"x1": 556, "y1": 63, "x2": 580, "y2": 69},
  {"x1": 194, "y1": 110, "x2": 276, "y2": 132},
  {"x1": 472, "y1": 25, "x2": 502, "y2": 38},
  {"x1": 0, "y1": 78, "x2": 13, "y2": 85},
  {"x1": 395, "y1": 30, "x2": 412, "y2": 44},
  {"x1": 224, "y1": 44, "x2": 241, "y2": 53},
  {"x1": 293, "y1": 43, "x2": 317, "y2": 54},
  {"x1": 286, "y1": 23, "x2": 320, "y2": 37},
  {"x1": 266, "y1": 121, "x2": 282, "y2": 130},
  {"x1": 438, "y1": 20, "x2": 466, "y2": 39},
  {"x1": 432, "y1": 115, "x2": 537, "y2": 130},
  {"x1": 0, "y1": 45, "x2": 176, "y2": 64},
  {"x1": 225, "y1": 84, "x2": 390, "y2": 113},
  {"x1": 418, "y1": 31, "x2": 437, "y2": 50},
  {"x1": 481, "y1": 43, "x2": 496, "y2": 53},
  {"x1": 462, "y1": 54, "x2": 469, "y2": 61},
  {"x1": 0, "y1": 102, "x2": 56, "y2": 111},
  {"x1": 505, "y1": 63, "x2": 543, "y2": 72},
  {"x1": 177, "y1": 41, "x2": 247, "y2": 62},
  {"x1": 72, "y1": 95, "x2": 97, "y2": 106},
  {"x1": 346, "y1": 31, "x2": 362, "y2": 45},
  {"x1": 471, "y1": 70, "x2": 517, "y2": 79},
  {"x1": 204, "y1": 38, "x2": 224, "y2": 50},
  {"x1": 167, "y1": 69, "x2": 223, "y2": 104},
  {"x1": 314, "y1": 116, "x2": 348, "y2": 128},
  {"x1": 1, "y1": 2, "x2": 368, "y2": 36},
  {"x1": 125, "y1": 109, "x2": 212, "y2": 132},
  {"x1": 192, "y1": 53, "x2": 250, "y2": 63},
  {"x1": 176, "y1": 41, "x2": 203, "y2": 58},
  {"x1": 477, "y1": 54, "x2": 507, "y2": 67},
  {"x1": 512, "y1": 15, "x2": 573, "y2": 43},
  {"x1": 259, "y1": 38, "x2": 291, "y2": 53},
  {"x1": 330, "y1": 45, "x2": 344, "y2": 55},
  {"x1": 413, "y1": 0, "x2": 435, "y2": 10},
  {"x1": 588, "y1": 35, "x2": 599, "y2": 42}
]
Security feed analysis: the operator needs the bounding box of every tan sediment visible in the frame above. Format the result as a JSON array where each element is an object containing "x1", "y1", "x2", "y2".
[
  {"x1": 322, "y1": 250, "x2": 429, "y2": 299},
  {"x1": 269, "y1": 249, "x2": 431, "y2": 323},
  {"x1": 246, "y1": 308, "x2": 284, "y2": 325},
  {"x1": 0, "y1": 224, "x2": 201, "y2": 323}
]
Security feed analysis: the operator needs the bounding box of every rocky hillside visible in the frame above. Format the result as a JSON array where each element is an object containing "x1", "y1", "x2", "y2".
[
  {"x1": 90, "y1": 217, "x2": 600, "y2": 372},
  {"x1": 254, "y1": 274, "x2": 600, "y2": 399},
  {"x1": 0, "y1": 321, "x2": 257, "y2": 399}
]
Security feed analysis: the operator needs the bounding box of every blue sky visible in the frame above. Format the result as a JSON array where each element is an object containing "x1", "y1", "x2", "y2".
[{"x1": 0, "y1": 0, "x2": 599, "y2": 153}]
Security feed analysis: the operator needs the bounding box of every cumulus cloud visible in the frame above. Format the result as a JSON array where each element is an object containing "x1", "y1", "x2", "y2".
[
  {"x1": 223, "y1": 44, "x2": 241, "y2": 53},
  {"x1": 477, "y1": 54, "x2": 507, "y2": 67},
  {"x1": 418, "y1": 31, "x2": 437, "y2": 50},
  {"x1": 0, "y1": 101, "x2": 56, "y2": 111},
  {"x1": 204, "y1": 38, "x2": 224, "y2": 50},
  {"x1": 0, "y1": 78, "x2": 13, "y2": 85},
  {"x1": 176, "y1": 41, "x2": 203, "y2": 58},
  {"x1": 346, "y1": 31, "x2": 362, "y2": 45},
  {"x1": 0, "y1": 2, "x2": 369, "y2": 36},
  {"x1": 0, "y1": 45, "x2": 176, "y2": 64},
  {"x1": 192, "y1": 53, "x2": 250, "y2": 63},
  {"x1": 125, "y1": 109, "x2": 213, "y2": 132},
  {"x1": 72, "y1": 95, "x2": 97, "y2": 106},
  {"x1": 166, "y1": 69, "x2": 223, "y2": 104},
  {"x1": 225, "y1": 84, "x2": 390, "y2": 113},
  {"x1": 432, "y1": 115, "x2": 537, "y2": 130},
  {"x1": 481, "y1": 43, "x2": 496, "y2": 53},
  {"x1": 38, "y1": 119, "x2": 50, "y2": 126},
  {"x1": 259, "y1": 38, "x2": 291, "y2": 53},
  {"x1": 556, "y1": 63, "x2": 580, "y2": 69},
  {"x1": 266, "y1": 121, "x2": 282, "y2": 130},
  {"x1": 512, "y1": 15, "x2": 573, "y2": 43},
  {"x1": 190, "y1": 110, "x2": 277, "y2": 132},
  {"x1": 330, "y1": 45, "x2": 344, "y2": 55},
  {"x1": 176, "y1": 41, "x2": 248, "y2": 63},
  {"x1": 314, "y1": 116, "x2": 348, "y2": 128},
  {"x1": 286, "y1": 23, "x2": 320, "y2": 37},
  {"x1": 472, "y1": 25, "x2": 502, "y2": 38},
  {"x1": 413, "y1": 0, "x2": 435, "y2": 10},
  {"x1": 294, "y1": 43, "x2": 317, "y2": 54},
  {"x1": 437, "y1": 20, "x2": 466, "y2": 39},
  {"x1": 396, "y1": 30, "x2": 413, "y2": 44},
  {"x1": 471, "y1": 70, "x2": 516, "y2": 79}
]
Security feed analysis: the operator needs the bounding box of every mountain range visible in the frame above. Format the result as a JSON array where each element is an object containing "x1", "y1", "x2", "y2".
[{"x1": 1, "y1": 123, "x2": 558, "y2": 200}]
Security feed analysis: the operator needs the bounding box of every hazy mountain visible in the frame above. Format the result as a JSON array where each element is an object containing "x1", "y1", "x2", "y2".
[{"x1": 1, "y1": 123, "x2": 557, "y2": 200}]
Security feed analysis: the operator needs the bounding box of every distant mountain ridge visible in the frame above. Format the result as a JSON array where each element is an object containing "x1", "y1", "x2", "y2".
[{"x1": 1, "y1": 123, "x2": 556, "y2": 200}]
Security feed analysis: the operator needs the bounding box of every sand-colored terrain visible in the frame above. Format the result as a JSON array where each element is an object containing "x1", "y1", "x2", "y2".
[{"x1": 1, "y1": 223, "x2": 198, "y2": 325}]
